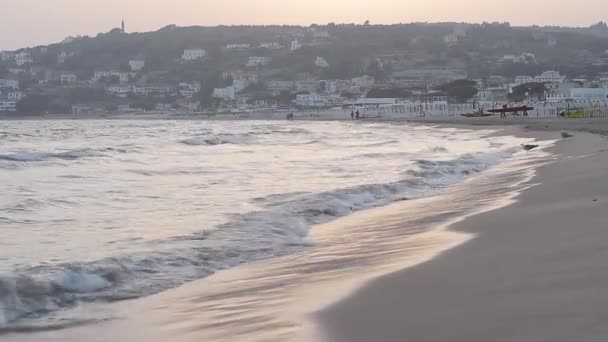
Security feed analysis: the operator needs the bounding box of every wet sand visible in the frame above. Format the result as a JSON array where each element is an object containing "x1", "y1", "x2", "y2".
[{"x1": 318, "y1": 128, "x2": 608, "y2": 341}]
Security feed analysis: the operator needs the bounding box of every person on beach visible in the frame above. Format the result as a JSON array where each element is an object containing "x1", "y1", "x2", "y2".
[
  {"x1": 351, "y1": 111, "x2": 355, "y2": 120},
  {"x1": 355, "y1": 110, "x2": 360, "y2": 120}
]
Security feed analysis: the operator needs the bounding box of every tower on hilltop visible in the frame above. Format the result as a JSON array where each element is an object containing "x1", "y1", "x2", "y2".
[{"x1": 121, "y1": 20, "x2": 125, "y2": 33}]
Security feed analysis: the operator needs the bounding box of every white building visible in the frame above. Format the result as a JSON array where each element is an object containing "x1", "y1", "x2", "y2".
[
  {"x1": 260, "y1": 42, "x2": 282, "y2": 49},
  {"x1": 6, "y1": 91, "x2": 25, "y2": 101},
  {"x1": 0, "y1": 79, "x2": 19, "y2": 89},
  {"x1": 295, "y1": 94, "x2": 323, "y2": 107},
  {"x1": 213, "y1": 86, "x2": 236, "y2": 100},
  {"x1": 246, "y1": 56, "x2": 270, "y2": 67},
  {"x1": 129, "y1": 60, "x2": 145, "y2": 71},
  {"x1": 107, "y1": 85, "x2": 133, "y2": 98},
  {"x1": 535, "y1": 71, "x2": 565, "y2": 83},
  {"x1": 443, "y1": 33, "x2": 459, "y2": 45},
  {"x1": 315, "y1": 56, "x2": 329, "y2": 68},
  {"x1": 570, "y1": 88, "x2": 608, "y2": 99},
  {"x1": 179, "y1": 82, "x2": 201, "y2": 98},
  {"x1": 296, "y1": 80, "x2": 318, "y2": 93},
  {"x1": 290, "y1": 40, "x2": 303, "y2": 51},
  {"x1": 225, "y1": 44, "x2": 251, "y2": 50},
  {"x1": 232, "y1": 79, "x2": 248, "y2": 93},
  {"x1": 61, "y1": 73, "x2": 77, "y2": 85},
  {"x1": 93, "y1": 71, "x2": 131, "y2": 84},
  {"x1": 0, "y1": 100, "x2": 17, "y2": 112},
  {"x1": 132, "y1": 85, "x2": 174, "y2": 97},
  {"x1": 15, "y1": 52, "x2": 33, "y2": 66},
  {"x1": 514, "y1": 76, "x2": 534, "y2": 85},
  {"x1": 267, "y1": 80, "x2": 295, "y2": 92},
  {"x1": 182, "y1": 49, "x2": 207, "y2": 61}
]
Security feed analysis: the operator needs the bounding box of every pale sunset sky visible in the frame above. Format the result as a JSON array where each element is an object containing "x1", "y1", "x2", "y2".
[{"x1": 1, "y1": 0, "x2": 607, "y2": 50}]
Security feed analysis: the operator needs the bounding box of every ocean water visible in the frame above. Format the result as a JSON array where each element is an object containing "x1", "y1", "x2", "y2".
[{"x1": 0, "y1": 120, "x2": 534, "y2": 330}]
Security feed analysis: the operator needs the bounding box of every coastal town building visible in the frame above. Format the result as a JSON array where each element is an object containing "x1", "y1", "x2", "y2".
[
  {"x1": 225, "y1": 44, "x2": 251, "y2": 50},
  {"x1": 181, "y1": 49, "x2": 207, "y2": 61},
  {"x1": 93, "y1": 71, "x2": 131, "y2": 84},
  {"x1": 267, "y1": 80, "x2": 295, "y2": 92},
  {"x1": 107, "y1": 85, "x2": 133, "y2": 98},
  {"x1": 61, "y1": 73, "x2": 77, "y2": 85},
  {"x1": 570, "y1": 88, "x2": 608, "y2": 99},
  {"x1": 290, "y1": 40, "x2": 303, "y2": 51},
  {"x1": 15, "y1": 52, "x2": 33, "y2": 66},
  {"x1": 0, "y1": 79, "x2": 19, "y2": 89},
  {"x1": 260, "y1": 42, "x2": 282, "y2": 49},
  {"x1": 296, "y1": 80, "x2": 319, "y2": 93},
  {"x1": 514, "y1": 76, "x2": 535, "y2": 85},
  {"x1": 213, "y1": 86, "x2": 236, "y2": 100},
  {"x1": 129, "y1": 60, "x2": 145, "y2": 71},
  {"x1": 0, "y1": 100, "x2": 17, "y2": 112},
  {"x1": 246, "y1": 56, "x2": 270, "y2": 67},
  {"x1": 132, "y1": 85, "x2": 175, "y2": 97},
  {"x1": 179, "y1": 82, "x2": 201, "y2": 98},
  {"x1": 535, "y1": 70, "x2": 565, "y2": 83}
]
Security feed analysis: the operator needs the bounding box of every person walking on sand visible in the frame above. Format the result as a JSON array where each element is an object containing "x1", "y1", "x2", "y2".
[
  {"x1": 351, "y1": 111, "x2": 355, "y2": 120},
  {"x1": 355, "y1": 110, "x2": 360, "y2": 120}
]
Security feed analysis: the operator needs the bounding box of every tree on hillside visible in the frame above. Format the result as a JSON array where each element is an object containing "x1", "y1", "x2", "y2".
[{"x1": 435, "y1": 79, "x2": 478, "y2": 103}]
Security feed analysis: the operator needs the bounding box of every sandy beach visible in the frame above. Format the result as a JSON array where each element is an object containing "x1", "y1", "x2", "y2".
[{"x1": 319, "y1": 123, "x2": 608, "y2": 341}]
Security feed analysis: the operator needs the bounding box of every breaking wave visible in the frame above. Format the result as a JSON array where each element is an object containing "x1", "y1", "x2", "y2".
[{"x1": 0, "y1": 150, "x2": 514, "y2": 329}]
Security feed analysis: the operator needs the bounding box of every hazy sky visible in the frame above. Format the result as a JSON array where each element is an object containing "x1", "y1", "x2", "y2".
[{"x1": 2, "y1": 0, "x2": 608, "y2": 50}]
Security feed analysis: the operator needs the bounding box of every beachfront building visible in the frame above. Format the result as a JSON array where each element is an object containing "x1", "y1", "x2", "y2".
[
  {"x1": 107, "y1": 85, "x2": 133, "y2": 98},
  {"x1": 295, "y1": 94, "x2": 324, "y2": 107},
  {"x1": 514, "y1": 76, "x2": 535, "y2": 85},
  {"x1": 0, "y1": 100, "x2": 17, "y2": 112},
  {"x1": 129, "y1": 60, "x2": 145, "y2": 71},
  {"x1": 0, "y1": 79, "x2": 19, "y2": 89},
  {"x1": 15, "y1": 52, "x2": 33, "y2": 66},
  {"x1": 132, "y1": 85, "x2": 175, "y2": 97},
  {"x1": 181, "y1": 49, "x2": 207, "y2": 61},
  {"x1": 260, "y1": 42, "x2": 282, "y2": 49},
  {"x1": 213, "y1": 86, "x2": 236, "y2": 100},
  {"x1": 61, "y1": 73, "x2": 77, "y2": 85},
  {"x1": 246, "y1": 57, "x2": 270, "y2": 67},
  {"x1": 290, "y1": 40, "x2": 303, "y2": 51},
  {"x1": 296, "y1": 80, "x2": 319, "y2": 93},
  {"x1": 179, "y1": 82, "x2": 201, "y2": 98},
  {"x1": 570, "y1": 88, "x2": 608, "y2": 99},
  {"x1": 225, "y1": 44, "x2": 251, "y2": 50},
  {"x1": 267, "y1": 80, "x2": 295, "y2": 92},
  {"x1": 536, "y1": 71, "x2": 565, "y2": 83}
]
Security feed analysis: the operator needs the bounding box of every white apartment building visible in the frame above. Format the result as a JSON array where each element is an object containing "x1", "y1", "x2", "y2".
[
  {"x1": 295, "y1": 94, "x2": 323, "y2": 107},
  {"x1": 296, "y1": 80, "x2": 318, "y2": 93},
  {"x1": 213, "y1": 86, "x2": 236, "y2": 100},
  {"x1": 6, "y1": 91, "x2": 25, "y2": 101},
  {"x1": 129, "y1": 60, "x2": 145, "y2": 71},
  {"x1": 514, "y1": 76, "x2": 534, "y2": 85},
  {"x1": 260, "y1": 42, "x2": 282, "y2": 49},
  {"x1": 107, "y1": 85, "x2": 133, "y2": 98},
  {"x1": 182, "y1": 49, "x2": 207, "y2": 61},
  {"x1": 267, "y1": 80, "x2": 295, "y2": 92},
  {"x1": 290, "y1": 40, "x2": 303, "y2": 51},
  {"x1": 61, "y1": 73, "x2": 77, "y2": 85},
  {"x1": 93, "y1": 71, "x2": 131, "y2": 84},
  {"x1": 132, "y1": 85, "x2": 174, "y2": 97},
  {"x1": 0, "y1": 79, "x2": 19, "y2": 89},
  {"x1": 0, "y1": 100, "x2": 17, "y2": 112},
  {"x1": 232, "y1": 79, "x2": 248, "y2": 93},
  {"x1": 15, "y1": 52, "x2": 33, "y2": 66},
  {"x1": 535, "y1": 71, "x2": 565, "y2": 83},
  {"x1": 225, "y1": 44, "x2": 251, "y2": 50},
  {"x1": 246, "y1": 56, "x2": 270, "y2": 67},
  {"x1": 179, "y1": 82, "x2": 201, "y2": 98}
]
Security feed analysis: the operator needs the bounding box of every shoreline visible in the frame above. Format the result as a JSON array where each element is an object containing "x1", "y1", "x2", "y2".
[
  {"x1": 2, "y1": 124, "x2": 553, "y2": 342},
  {"x1": 317, "y1": 126, "x2": 608, "y2": 341}
]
